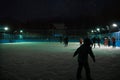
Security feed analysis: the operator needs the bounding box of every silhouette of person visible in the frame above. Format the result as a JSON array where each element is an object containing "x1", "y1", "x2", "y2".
[
  {"x1": 63, "y1": 36, "x2": 69, "y2": 47},
  {"x1": 79, "y1": 38, "x2": 83, "y2": 46},
  {"x1": 104, "y1": 37, "x2": 108, "y2": 46},
  {"x1": 112, "y1": 37, "x2": 116, "y2": 47},
  {"x1": 96, "y1": 37, "x2": 101, "y2": 48},
  {"x1": 73, "y1": 37, "x2": 95, "y2": 80},
  {"x1": 92, "y1": 37, "x2": 96, "y2": 48},
  {"x1": 108, "y1": 37, "x2": 111, "y2": 47}
]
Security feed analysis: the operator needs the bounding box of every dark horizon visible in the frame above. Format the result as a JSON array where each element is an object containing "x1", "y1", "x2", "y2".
[
  {"x1": 0, "y1": 0, "x2": 120, "y2": 29},
  {"x1": 0, "y1": 0, "x2": 120, "y2": 21}
]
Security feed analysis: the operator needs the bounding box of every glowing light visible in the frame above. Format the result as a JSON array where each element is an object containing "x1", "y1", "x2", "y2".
[
  {"x1": 97, "y1": 28, "x2": 100, "y2": 32},
  {"x1": 4, "y1": 27, "x2": 9, "y2": 31},
  {"x1": 91, "y1": 30, "x2": 94, "y2": 33},
  {"x1": 20, "y1": 30, "x2": 23, "y2": 33},
  {"x1": 112, "y1": 23, "x2": 117, "y2": 27}
]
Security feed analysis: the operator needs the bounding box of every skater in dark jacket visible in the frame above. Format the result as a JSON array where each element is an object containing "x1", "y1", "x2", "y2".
[
  {"x1": 92, "y1": 37, "x2": 96, "y2": 48},
  {"x1": 63, "y1": 36, "x2": 69, "y2": 47},
  {"x1": 73, "y1": 37, "x2": 95, "y2": 80},
  {"x1": 112, "y1": 37, "x2": 116, "y2": 47}
]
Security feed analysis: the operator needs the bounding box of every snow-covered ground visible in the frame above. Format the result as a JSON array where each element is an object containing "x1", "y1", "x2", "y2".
[{"x1": 0, "y1": 42, "x2": 120, "y2": 80}]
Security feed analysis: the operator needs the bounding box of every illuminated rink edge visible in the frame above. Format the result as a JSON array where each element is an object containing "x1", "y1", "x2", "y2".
[{"x1": 2, "y1": 42, "x2": 120, "y2": 49}]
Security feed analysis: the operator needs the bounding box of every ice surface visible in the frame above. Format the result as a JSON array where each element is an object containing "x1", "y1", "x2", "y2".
[{"x1": 0, "y1": 42, "x2": 120, "y2": 80}]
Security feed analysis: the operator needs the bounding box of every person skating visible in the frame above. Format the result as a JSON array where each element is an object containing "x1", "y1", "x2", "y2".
[{"x1": 73, "y1": 37, "x2": 95, "y2": 80}]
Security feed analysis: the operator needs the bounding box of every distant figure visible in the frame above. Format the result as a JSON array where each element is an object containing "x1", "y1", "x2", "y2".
[
  {"x1": 104, "y1": 38, "x2": 108, "y2": 46},
  {"x1": 108, "y1": 37, "x2": 111, "y2": 47},
  {"x1": 73, "y1": 38, "x2": 95, "y2": 80},
  {"x1": 79, "y1": 38, "x2": 83, "y2": 45},
  {"x1": 64, "y1": 36, "x2": 69, "y2": 47},
  {"x1": 96, "y1": 37, "x2": 101, "y2": 48},
  {"x1": 92, "y1": 37, "x2": 96, "y2": 48},
  {"x1": 112, "y1": 37, "x2": 116, "y2": 47}
]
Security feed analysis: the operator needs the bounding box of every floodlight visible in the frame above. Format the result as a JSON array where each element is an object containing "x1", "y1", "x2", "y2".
[
  {"x1": 4, "y1": 27, "x2": 9, "y2": 31},
  {"x1": 97, "y1": 28, "x2": 100, "y2": 32},
  {"x1": 20, "y1": 30, "x2": 23, "y2": 33},
  {"x1": 112, "y1": 23, "x2": 117, "y2": 27}
]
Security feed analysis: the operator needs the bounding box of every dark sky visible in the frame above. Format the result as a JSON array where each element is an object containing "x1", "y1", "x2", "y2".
[{"x1": 0, "y1": 0, "x2": 120, "y2": 23}]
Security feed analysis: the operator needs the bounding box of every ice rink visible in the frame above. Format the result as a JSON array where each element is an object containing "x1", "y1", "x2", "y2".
[{"x1": 0, "y1": 42, "x2": 120, "y2": 80}]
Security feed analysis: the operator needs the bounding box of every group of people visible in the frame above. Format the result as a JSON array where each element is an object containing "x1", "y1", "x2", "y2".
[
  {"x1": 79, "y1": 36, "x2": 116, "y2": 48},
  {"x1": 60, "y1": 36, "x2": 116, "y2": 48},
  {"x1": 59, "y1": 36, "x2": 116, "y2": 80},
  {"x1": 74, "y1": 36, "x2": 116, "y2": 80},
  {"x1": 104, "y1": 37, "x2": 116, "y2": 47},
  {"x1": 79, "y1": 37, "x2": 101, "y2": 48},
  {"x1": 91, "y1": 37, "x2": 101, "y2": 48}
]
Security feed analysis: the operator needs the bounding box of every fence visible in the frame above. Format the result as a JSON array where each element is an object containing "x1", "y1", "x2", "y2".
[{"x1": 0, "y1": 29, "x2": 120, "y2": 47}]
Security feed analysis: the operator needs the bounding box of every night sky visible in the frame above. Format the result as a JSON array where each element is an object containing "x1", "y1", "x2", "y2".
[{"x1": 0, "y1": 0, "x2": 120, "y2": 24}]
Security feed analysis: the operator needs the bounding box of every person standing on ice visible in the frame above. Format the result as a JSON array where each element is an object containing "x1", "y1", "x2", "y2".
[
  {"x1": 96, "y1": 37, "x2": 101, "y2": 48},
  {"x1": 112, "y1": 37, "x2": 116, "y2": 48},
  {"x1": 92, "y1": 37, "x2": 96, "y2": 48},
  {"x1": 79, "y1": 38, "x2": 83, "y2": 46},
  {"x1": 73, "y1": 37, "x2": 95, "y2": 80},
  {"x1": 63, "y1": 36, "x2": 69, "y2": 47}
]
